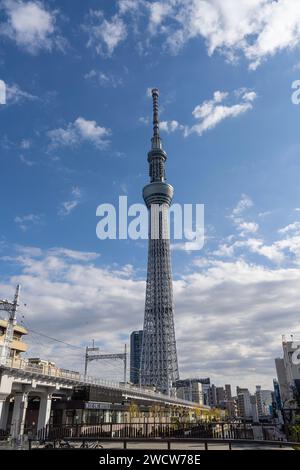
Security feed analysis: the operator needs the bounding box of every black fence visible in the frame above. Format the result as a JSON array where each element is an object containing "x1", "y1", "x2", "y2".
[
  {"x1": 0, "y1": 429, "x2": 9, "y2": 440},
  {"x1": 36, "y1": 421, "x2": 266, "y2": 442}
]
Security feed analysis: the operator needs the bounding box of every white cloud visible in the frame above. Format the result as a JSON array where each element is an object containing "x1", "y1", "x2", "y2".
[
  {"x1": 278, "y1": 221, "x2": 300, "y2": 234},
  {"x1": 221, "y1": 238, "x2": 286, "y2": 265},
  {"x1": 186, "y1": 89, "x2": 256, "y2": 136},
  {"x1": 160, "y1": 120, "x2": 185, "y2": 133},
  {"x1": 237, "y1": 221, "x2": 259, "y2": 236},
  {"x1": 14, "y1": 213, "x2": 42, "y2": 231},
  {"x1": 148, "y1": 1, "x2": 172, "y2": 33},
  {"x1": 0, "y1": 0, "x2": 65, "y2": 54},
  {"x1": 19, "y1": 154, "x2": 36, "y2": 166},
  {"x1": 118, "y1": 0, "x2": 142, "y2": 15},
  {"x1": 232, "y1": 194, "x2": 254, "y2": 217},
  {"x1": 84, "y1": 70, "x2": 123, "y2": 88},
  {"x1": 48, "y1": 117, "x2": 111, "y2": 149},
  {"x1": 5, "y1": 83, "x2": 37, "y2": 105},
  {"x1": 58, "y1": 187, "x2": 82, "y2": 217},
  {"x1": 212, "y1": 197, "x2": 300, "y2": 266},
  {"x1": 228, "y1": 194, "x2": 259, "y2": 237},
  {"x1": 139, "y1": 116, "x2": 150, "y2": 125},
  {"x1": 49, "y1": 248, "x2": 99, "y2": 262},
  {"x1": 145, "y1": 0, "x2": 300, "y2": 70},
  {"x1": 84, "y1": 11, "x2": 127, "y2": 56},
  {"x1": 80, "y1": 1, "x2": 300, "y2": 69},
  {"x1": 20, "y1": 139, "x2": 31, "y2": 149}
]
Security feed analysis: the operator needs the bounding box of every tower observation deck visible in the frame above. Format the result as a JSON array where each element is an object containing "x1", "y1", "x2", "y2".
[{"x1": 140, "y1": 89, "x2": 179, "y2": 395}]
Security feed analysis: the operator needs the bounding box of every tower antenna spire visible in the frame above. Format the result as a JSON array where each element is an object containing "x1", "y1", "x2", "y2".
[
  {"x1": 151, "y1": 88, "x2": 162, "y2": 150},
  {"x1": 142, "y1": 90, "x2": 179, "y2": 395}
]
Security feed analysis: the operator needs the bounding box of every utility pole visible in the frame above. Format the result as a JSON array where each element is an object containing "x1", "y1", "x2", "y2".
[{"x1": 0, "y1": 285, "x2": 20, "y2": 365}]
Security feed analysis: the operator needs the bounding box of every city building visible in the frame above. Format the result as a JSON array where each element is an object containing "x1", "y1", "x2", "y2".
[
  {"x1": 273, "y1": 378, "x2": 282, "y2": 411},
  {"x1": 216, "y1": 386, "x2": 226, "y2": 404},
  {"x1": 275, "y1": 336, "x2": 300, "y2": 407},
  {"x1": 225, "y1": 384, "x2": 232, "y2": 401},
  {"x1": 225, "y1": 400, "x2": 237, "y2": 419},
  {"x1": 130, "y1": 330, "x2": 143, "y2": 385},
  {"x1": 236, "y1": 387, "x2": 252, "y2": 419},
  {"x1": 0, "y1": 318, "x2": 28, "y2": 365},
  {"x1": 140, "y1": 89, "x2": 179, "y2": 394},
  {"x1": 255, "y1": 385, "x2": 273, "y2": 417},
  {"x1": 209, "y1": 384, "x2": 217, "y2": 407},
  {"x1": 250, "y1": 395, "x2": 259, "y2": 422},
  {"x1": 175, "y1": 378, "x2": 210, "y2": 405}
]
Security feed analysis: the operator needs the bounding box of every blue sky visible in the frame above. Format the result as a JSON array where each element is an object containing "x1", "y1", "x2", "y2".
[{"x1": 1, "y1": 0, "x2": 300, "y2": 391}]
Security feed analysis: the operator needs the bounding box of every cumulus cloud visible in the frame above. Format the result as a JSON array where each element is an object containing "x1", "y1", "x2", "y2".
[
  {"x1": 84, "y1": 10, "x2": 127, "y2": 56},
  {"x1": 0, "y1": 0, "x2": 65, "y2": 54},
  {"x1": 160, "y1": 120, "x2": 185, "y2": 133},
  {"x1": 213, "y1": 195, "x2": 300, "y2": 266},
  {"x1": 104, "y1": 0, "x2": 300, "y2": 69},
  {"x1": 48, "y1": 117, "x2": 111, "y2": 149},
  {"x1": 141, "y1": 0, "x2": 300, "y2": 70},
  {"x1": 186, "y1": 89, "x2": 256, "y2": 136},
  {"x1": 278, "y1": 221, "x2": 300, "y2": 234},
  {"x1": 228, "y1": 194, "x2": 259, "y2": 237}
]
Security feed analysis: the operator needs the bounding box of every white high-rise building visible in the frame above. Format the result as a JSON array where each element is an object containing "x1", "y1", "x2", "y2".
[
  {"x1": 275, "y1": 337, "x2": 300, "y2": 407},
  {"x1": 236, "y1": 387, "x2": 252, "y2": 419},
  {"x1": 255, "y1": 385, "x2": 273, "y2": 416}
]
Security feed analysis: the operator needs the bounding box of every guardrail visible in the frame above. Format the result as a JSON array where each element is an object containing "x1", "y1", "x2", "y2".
[
  {"x1": 1, "y1": 359, "x2": 210, "y2": 409},
  {"x1": 35, "y1": 421, "x2": 285, "y2": 443},
  {"x1": 28, "y1": 437, "x2": 300, "y2": 451}
]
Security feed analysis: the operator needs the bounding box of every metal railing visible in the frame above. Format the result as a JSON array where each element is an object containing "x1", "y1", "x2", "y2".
[
  {"x1": 28, "y1": 422, "x2": 300, "y2": 451},
  {"x1": 2, "y1": 358, "x2": 209, "y2": 409},
  {"x1": 0, "y1": 429, "x2": 9, "y2": 440},
  {"x1": 29, "y1": 437, "x2": 300, "y2": 451},
  {"x1": 35, "y1": 421, "x2": 284, "y2": 442}
]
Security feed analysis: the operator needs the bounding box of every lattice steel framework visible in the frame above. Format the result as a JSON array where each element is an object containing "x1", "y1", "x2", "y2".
[{"x1": 140, "y1": 89, "x2": 179, "y2": 394}]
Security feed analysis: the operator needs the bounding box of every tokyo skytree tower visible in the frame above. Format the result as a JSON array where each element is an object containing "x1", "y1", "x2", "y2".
[{"x1": 140, "y1": 89, "x2": 179, "y2": 394}]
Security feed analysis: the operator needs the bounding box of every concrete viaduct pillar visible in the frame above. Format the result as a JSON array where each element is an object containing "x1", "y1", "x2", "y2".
[
  {"x1": 37, "y1": 392, "x2": 53, "y2": 431},
  {"x1": 0, "y1": 373, "x2": 13, "y2": 430},
  {"x1": 0, "y1": 396, "x2": 10, "y2": 430},
  {"x1": 10, "y1": 389, "x2": 29, "y2": 439}
]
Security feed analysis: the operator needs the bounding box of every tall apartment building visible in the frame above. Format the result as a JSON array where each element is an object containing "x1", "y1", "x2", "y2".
[
  {"x1": 255, "y1": 385, "x2": 273, "y2": 417},
  {"x1": 225, "y1": 384, "x2": 232, "y2": 400},
  {"x1": 236, "y1": 387, "x2": 253, "y2": 419}
]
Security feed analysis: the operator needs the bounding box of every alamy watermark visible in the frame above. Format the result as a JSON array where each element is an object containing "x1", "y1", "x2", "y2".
[
  {"x1": 0, "y1": 80, "x2": 6, "y2": 105},
  {"x1": 96, "y1": 196, "x2": 204, "y2": 251},
  {"x1": 291, "y1": 341, "x2": 300, "y2": 365},
  {"x1": 291, "y1": 80, "x2": 300, "y2": 104}
]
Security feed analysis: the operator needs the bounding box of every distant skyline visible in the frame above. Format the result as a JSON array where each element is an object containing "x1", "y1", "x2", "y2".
[{"x1": 1, "y1": 0, "x2": 300, "y2": 391}]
